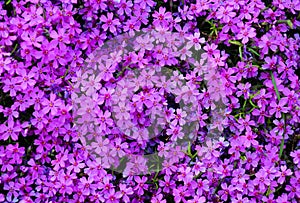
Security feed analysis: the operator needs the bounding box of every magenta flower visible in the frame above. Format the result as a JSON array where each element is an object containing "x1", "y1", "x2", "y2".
[
  {"x1": 173, "y1": 186, "x2": 189, "y2": 203},
  {"x1": 134, "y1": 176, "x2": 148, "y2": 195},
  {"x1": 51, "y1": 151, "x2": 68, "y2": 171},
  {"x1": 275, "y1": 165, "x2": 293, "y2": 184},
  {"x1": 216, "y1": 6, "x2": 236, "y2": 23},
  {"x1": 159, "y1": 175, "x2": 175, "y2": 194},
  {"x1": 67, "y1": 157, "x2": 85, "y2": 173},
  {"x1": 100, "y1": 13, "x2": 120, "y2": 33},
  {"x1": 17, "y1": 69, "x2": 35, "y2": 90},
  {"x1": 151, "y1": 193, "x2": 166, "y2": 203},
  {"x1": 240, "y1": 131, "x2": 259, "y2": 148},
  {"x1": 276, "y1": 194, "x2": 289, "y2": 203},
  {"x1": 33, "y1": 40, "x2": 56, "y2": 63},
  {"x1": 3, "y1": 78, "x2": 21, "y2": 97},
  {"x1": 42, "y1": 93, "x2": 62, "y2": 115},
  {"x1": 78, "y1": 176, "x2": 97, "y2": 196},
  {"x1": 187, "y1": 196, "x2": 206, "y2": 203},
  {"x1": 218, "y1": 183, "x2": 235, "y2": 201},
  {"x1": 104, "y1": 189, "x2": 122, "y2": 203},
  {"x1": 236, "y1": 82, "x2": 251, "y2": 99},
  {"x1": 269, "y1": 97, "x2": 289, "y2": 118},
  {"x1": 252, "y1": 106, "x2": 270, "y2": 124},
  {"x1": 55, "y1": 179, "x2": 73, "y2": 195},
  {"x1": 262, "y1": 56, "x2": 278, "y2": 70},
  {"x1": 290, "y1": 150, "x2": 300, "y2": 168},
  {"x1": 50, "y1": 28, "x2": 70, "y2": 49},
  {"x1": 119, "y1": 183, "x2": 134, "y2": 203},
  {"x1": 132, "y1": 92, "x2": 154, "y2": 111},
  {"x1": 236, "y1": 23, "x2": 256, "y2": 44},
  {"x1": 166, "y1": 123, "x2": 184, "y2": 141},
  {"x1": 153, "y1": 7, "x2": 172, "y2": 27},
  {"x1": 0, "y1": 120, "x2": 22, "y2": 141},
  {"x1": 237, "y1": 115, "x2": 255, "y2": 132},
  {"x1": 98, "y1": 87, "x2": 115, "y2": 105},
  {"x1": 254, "y1": 170, "x2": 271, "y2": 191}
]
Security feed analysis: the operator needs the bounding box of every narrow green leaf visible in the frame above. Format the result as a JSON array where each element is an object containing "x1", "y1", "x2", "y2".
[
  {"x1": 11, "y1": 43, "x2": 18, "y2": 54},
  {"x1": 286, "y1": 20, "x2": 293, "y2": 29},
  {"x1": 239, "y1": 46, "x2": 243, "y2": 60},
  {"x1": 270, "y1": 72, "x2": 286, "y2": 158},
  {"x1": 270, "y1": 72, "x2": 281, "y2": 100},
  {"x1": 266, "y1": 186, "x2": 272, "y2": 196},
  {"x1": 279, "y1": 137, "x2": 285, "y2": 158},
  {"x1": 229, "y1": 40, "x2": 243, "y2": 46},
  {"x1": 248, "y1": 47, "x2": 260, "y2": 57}
]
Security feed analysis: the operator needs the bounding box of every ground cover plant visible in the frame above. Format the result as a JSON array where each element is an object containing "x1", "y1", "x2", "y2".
[{"x1": 0, "y1": 0, "x2": 300, "y2": 202}]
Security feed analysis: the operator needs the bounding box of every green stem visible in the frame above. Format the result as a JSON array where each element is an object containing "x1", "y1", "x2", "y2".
[
  {"x1": 249, "y1": 99, "x2": 258, "y2": 108},
  {"x1": 60, "y1": 66, "x2": 70, "y2": 79},
  {"x1": 11, "y1": 43, "x2": 18, "y2": 54},
  {"x1": 270, "y1": 72, "x2": 286, "y2": 158},
  {"x1": 228, "y1": 40, "x2": 243, "y2": 46},
  {"x1": 242, "y1": 99, "x2": 247, "y2": 111},
  {"x1": 239, "y1": 46, "x2": 243, "y2": 60},
  {"x1": 270, "y1": 72, "x2": 281, "y2": 100},
  {"x1": 276, "y1": 20, "x2": 293, "y2": 29},
  {"x1": 248, "y1": 47, "x2": 260, "y2": 57},
  {"x1": 249, "y1": 90, "x2": 261, "y2": 99}
]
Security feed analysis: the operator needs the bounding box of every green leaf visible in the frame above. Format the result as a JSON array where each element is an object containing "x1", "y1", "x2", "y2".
[
  {"x1": 228, "y1": 40, "x2": 243, "y2": 46},
  {"x1": 277, "y1": 19, "x2": 293, "y2": 29},
  {"x1": 187, "y1": 141, "x2": 192, "y2": 156},
  {"x1": 266, "y1": 186, "x2": 272, "y2": 196},
  {"x1": 240, "y1": 155, "x2": 246, "y2": 161},
  {"x1": 239, "y1": 46, "x2": 243, "y2": 60},
  {"x1": 11, "y1": 43, "x2": 18, "y2": 54},
  {"x1": 6, "y1": 0, "x2": 12, "y2": 5},
  {"x1": 248, "y1": 47, "x2": 260, "y2": 57},
  {"x1": 279, "y1": 137, "x2": 285, "y2": 158},
  {"x1": 286, "y1": 20, "x2": 293, "y2": 29},
  {"x1": 270, "y1": 72, "x2": 286, "y2": 159},
  {"x1": 270, "y1": 72, "x2": 281, "y2": 100}
]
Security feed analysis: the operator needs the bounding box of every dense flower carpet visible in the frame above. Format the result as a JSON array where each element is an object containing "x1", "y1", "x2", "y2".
[{"x1": 0, "y1": 0, "x2": 300, "y2": 202}]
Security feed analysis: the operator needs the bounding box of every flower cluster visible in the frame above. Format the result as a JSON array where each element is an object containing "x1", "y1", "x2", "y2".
[{"x1": 0, "y1": 0, "x2": 300, "y2": 203}]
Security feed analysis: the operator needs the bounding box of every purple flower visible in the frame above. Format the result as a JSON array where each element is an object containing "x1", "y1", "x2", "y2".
[
  {"x1": 0, "y1": 120, "x2": 22, "y2": 141},
  {"x1": 104, "y1": 189, "x2": 122, "y2": 203},
  {"x1": 236, "y1": 23, "x2": 256, "y2": 44},
  {"x1": 134, "y1": 176, "x2": 148, "y2": 195},
  {"x1": 159, "y1": 175, "x2": 176, "y2": 193},
  {"x1": 290, "y1": 150, "x2": 300, "y2": 168},
  {"x1": 153, "y1": 7, "x2": 172, "y2": 27},
  {"x1": 97, "y1": 110, "x2": 114, "y2": 133},
  {"x1": 173, "y1": 186, "x2": 189, "y2": 203},
  {"x1": 100, "y1": 13, "x2": 120, "y2": 33},
  {"x1": 262, "y1": 56, "x2": 278, "y2": 70},
  {"x1": 236, "y1": 82, "x2": 251, "y2": 99},
  {"x1": 216, "y1": 6, "x2": 236, "y2": 23},
  {"x1": 42, "y1": 93, "x2": 62, "y2": 115},
  {"x1": 254, "y1": 170, "x2": 271, "y2": 191},
  {"x1": 186, "y1": 32, "x2": 205, "y2": 50},
  {"x1": 119, "y1": 183, "x2": 133, "y2": 203},
  {"x1": 151, "y1": 193, "x2": 166, "y2": 203},
  {"x1": 240, "y1": 131, "x2": 259, "y2": 148},
  {"x1": 269, "y1": 97, "x2": 289, "y2": 118},
  {"x1": 237, "y1": 115, "x2": 255, "y2": 132},
  {"x1": 275, "y1": 165, "x2": 293, "y2": 184},
  {"x1": 78, "y1": 176, "x2": 97, "y2": 196}
]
